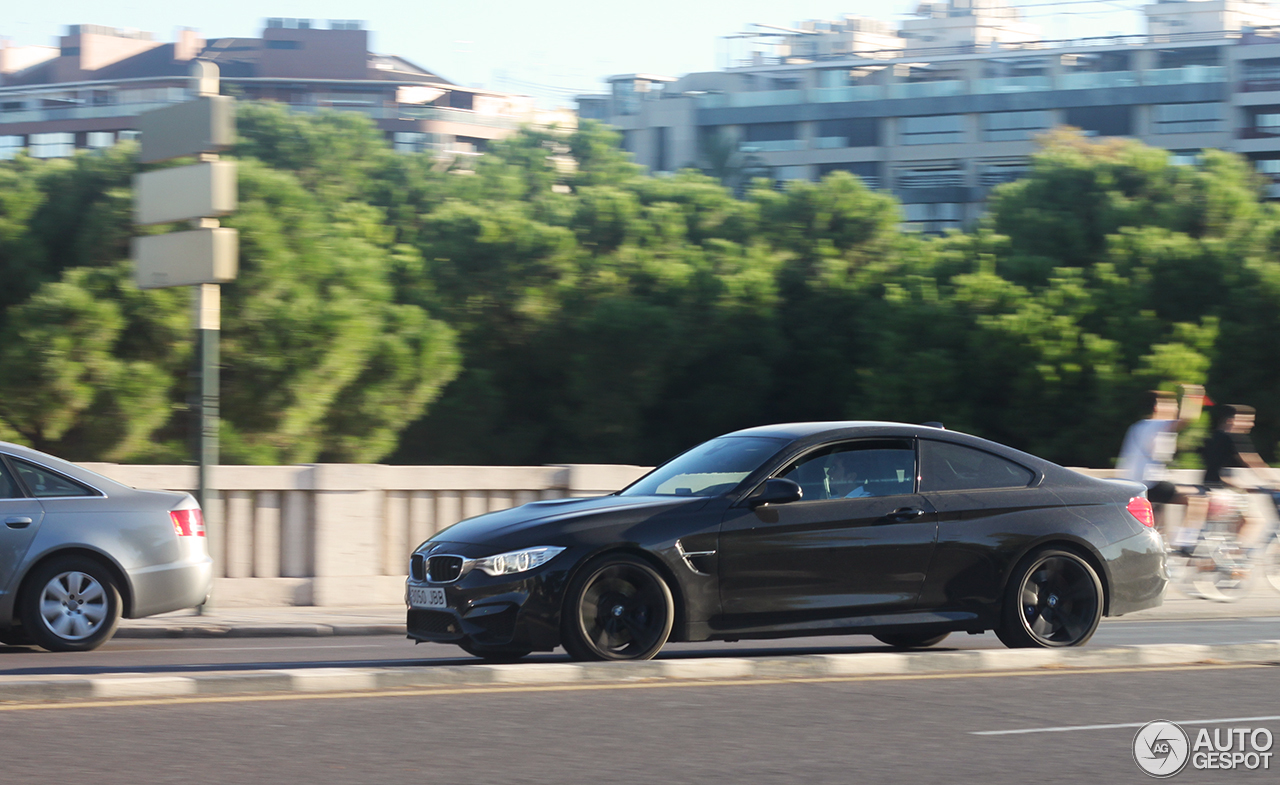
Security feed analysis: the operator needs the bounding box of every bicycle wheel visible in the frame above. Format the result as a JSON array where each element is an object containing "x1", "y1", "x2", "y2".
[
  {"x1": 1183, "y1": 539, "x2": 1254, "y2": 602},
  {"x1": 1264, "y1": 536, "x2": 1280, "y2": 595}
]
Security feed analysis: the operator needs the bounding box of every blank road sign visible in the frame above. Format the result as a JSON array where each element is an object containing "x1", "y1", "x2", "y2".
[
  {"x1": 133, "y1": 228, "x2": 239, "y2": 290},
  {"x1": 134, "y1": 161, "x2": 237, "y2": 226},
  {"x1": 137, "y1": 96, "x2": 235, "y2": 164}
]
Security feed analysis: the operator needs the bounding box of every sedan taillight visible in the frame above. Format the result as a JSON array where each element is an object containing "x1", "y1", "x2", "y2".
[
  {"x1": 1126, "y1": 496, "x2": 1155, "y2": 528},
  {"x1": 171, "y1": 508, "x2": 206, "y2": 537}
]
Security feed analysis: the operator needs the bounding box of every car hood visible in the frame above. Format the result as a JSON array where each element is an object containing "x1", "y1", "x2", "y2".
[{"x1": 427, "y1": 494, "x2": 712, "y2": 548}]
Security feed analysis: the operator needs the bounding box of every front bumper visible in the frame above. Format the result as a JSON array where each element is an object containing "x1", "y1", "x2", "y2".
[{"x1": 405, "y1": 544, "x2": 573, "y2": 651}]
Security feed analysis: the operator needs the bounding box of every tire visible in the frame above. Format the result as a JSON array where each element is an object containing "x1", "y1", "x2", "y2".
[
  {"x1": 457, "y1": 640, "x2": 532, "y2": 663},
  {"x1": 1262, "y1": 537, "x2": 1280, "y2": 596},
  {"x1": 873, "y1": 631, "x2": 950, "y2": 649},
  {"x1": 0, "y1": 625, "x2": 34, "y2": 647},
  {"x1": 561, "y1": 554, "x2": 674, "y2": 661},
  {"x1": 19, "y1": 556, "x2": 122, "y2": 653},
  {"x1": 996, "y1": 548, "x2": 1103, "y2": 649}
]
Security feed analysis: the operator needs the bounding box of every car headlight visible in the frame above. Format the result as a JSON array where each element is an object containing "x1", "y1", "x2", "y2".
[{"x1": 474, "y1": 546, "x2": 565, "y2": 577}]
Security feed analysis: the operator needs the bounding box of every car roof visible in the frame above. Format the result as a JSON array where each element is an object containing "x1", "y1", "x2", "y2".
[
  {"x1": 723, "y1": 421, "x2": 945, "y2": 440},
  {"x1": 0, "y1": 440, "x2": 132, "y2": 492}
]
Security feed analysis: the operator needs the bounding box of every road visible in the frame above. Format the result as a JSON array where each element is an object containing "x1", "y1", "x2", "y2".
[
  {"x1": 2, "y1": 617, "x2": 1278, "y2": 677},
  {"x1": 0, "y1": 662, "x2": 1276, "y2": 784}
]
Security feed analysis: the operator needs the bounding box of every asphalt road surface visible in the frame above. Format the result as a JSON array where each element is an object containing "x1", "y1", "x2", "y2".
[
  {"x1": 1, "y1": 616, "x2": 1278, "y2": 677},
  {"x1": 1, "y1": 662, "x2": 1276, "y2": 784}
]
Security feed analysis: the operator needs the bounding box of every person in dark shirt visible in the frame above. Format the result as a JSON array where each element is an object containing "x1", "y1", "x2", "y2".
[{"x1": 1202, "y1": 404, "x2": 1270, "y2": 486}]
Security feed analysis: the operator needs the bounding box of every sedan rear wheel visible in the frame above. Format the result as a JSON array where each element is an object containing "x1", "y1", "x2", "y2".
[
  {"x1": 562, "y1": 554, "x2": 674, "y2": 661},
  {"x1": 996, "y1": 548, "x2": 1103, "y2": 649},
  {"x1": 19, "y1": 557, "x2": 122, "y2": 653}
]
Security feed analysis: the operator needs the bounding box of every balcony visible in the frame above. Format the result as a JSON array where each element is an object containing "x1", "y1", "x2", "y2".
[
  {"x1": 1058, "y1": 71, "x2": 1139, "y2": 90},
  {"x1": 1143, "y1": 65, "x2": 1227, "y2": 86},
  {"x1": 888, "y1": 80, "x2": 965, "y2": 99},
  {"x1": 973, "y1": 76, "x2": 1052, "y2": 94},
  {"x1": 740, "y1": 139, "x2": 805, "y2": 153},
  {"x1": 0, "y1": 99, "x2": 186, "y2": 125}
]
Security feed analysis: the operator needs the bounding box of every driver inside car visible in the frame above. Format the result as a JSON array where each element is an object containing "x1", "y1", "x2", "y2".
[{"x1": 826, "y1": 452, "x2": 872, "y2": 499}]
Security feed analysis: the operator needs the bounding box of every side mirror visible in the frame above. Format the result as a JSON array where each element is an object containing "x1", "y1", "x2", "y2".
[{"x1": 748, "y1": 478, "x2": 803, "y2": 508}]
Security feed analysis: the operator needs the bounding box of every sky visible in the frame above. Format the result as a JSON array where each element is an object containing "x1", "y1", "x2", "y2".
[{"x1": 5, "y1": 0, "x2": 1149, "y2": 106}]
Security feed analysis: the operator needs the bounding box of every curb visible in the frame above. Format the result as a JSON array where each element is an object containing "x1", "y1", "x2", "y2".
[{"x1": 2, "y1": 641, "x2": 1277, "y2": 704}]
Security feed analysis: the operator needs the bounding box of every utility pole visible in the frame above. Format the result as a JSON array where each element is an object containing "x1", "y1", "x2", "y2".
[{"x1": 132, "y1": 60, "x2": 238, "y2": 613}]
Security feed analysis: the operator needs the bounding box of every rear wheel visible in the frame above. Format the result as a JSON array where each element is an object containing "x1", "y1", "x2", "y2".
[
  {"x1": 19, "y1": 556, "x2": 122, "y2": 653},
  {"x1": 996, "y1": 548, "x2": 1103, "y2": 649},
  {"x1": 457, "y1": 640, "x2": 532, "y2": 663},
  {"x1": 562, "y1": 554, "x2": 674, "y2": 661},
  {"x1": 873, "y1": 631, "x2": 950, "y2": 649}
]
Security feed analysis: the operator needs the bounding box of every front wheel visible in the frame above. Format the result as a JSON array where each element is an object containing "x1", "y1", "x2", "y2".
[
  {"x1": 19, "y1": 557, "x2": 122, "y2": 653},
  {"x1": 562, "y1": 554, "x2": 674, "y2": 661},
  {"x1": 1262, "y1": 536, "x2": 1280, "y2": 596},
  {"x1": 873, "y1": 631, "x2": 950, "y2": 649},
  {"x1": 996, "y1": 548, "x2": 1103, "y2": 649}
]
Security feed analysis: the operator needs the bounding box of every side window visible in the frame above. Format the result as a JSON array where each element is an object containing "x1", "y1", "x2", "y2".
[
  {"x1": 778, "y1": 439, "x2": 915, "y2": 501},
  {"x1": 919, "y1": 441, "x2": 1034, "y2": 492},
  {"x1": 0, "y1": 460, "x2": 23, "y2": 499},
  {"x1": 10, "y1": 459, "x2": 96, "y2": 498}
]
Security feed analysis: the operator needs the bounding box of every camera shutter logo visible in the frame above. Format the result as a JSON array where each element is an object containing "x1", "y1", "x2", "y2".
[{"x1": 1134, "y1": 720, "x2": 1191, "y2": 778}]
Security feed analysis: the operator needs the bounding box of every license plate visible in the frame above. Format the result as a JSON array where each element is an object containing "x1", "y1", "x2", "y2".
[{"x1": 409, "y1": 586, "x2": 447, "y2": 608}]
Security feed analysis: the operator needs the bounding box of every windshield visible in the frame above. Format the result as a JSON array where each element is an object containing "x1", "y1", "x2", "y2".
[{"x1": 619, "y1": 436, "x2": 786, "y2": 497}]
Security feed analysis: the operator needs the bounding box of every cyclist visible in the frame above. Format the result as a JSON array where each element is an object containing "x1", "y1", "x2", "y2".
[{"x1": 1116, "y1": 386, "x2": 1205, "y2": 542}]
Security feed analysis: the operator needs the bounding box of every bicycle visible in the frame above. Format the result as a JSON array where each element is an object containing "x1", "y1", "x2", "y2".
[{"x1": 1168, "y1": 488, "x2": 1255, "y2": 602}]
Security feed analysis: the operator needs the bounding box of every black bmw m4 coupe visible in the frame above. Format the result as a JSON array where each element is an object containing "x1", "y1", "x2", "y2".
[{"x1": 406, "y1": 422, "x2": 1166, "y2": 661}]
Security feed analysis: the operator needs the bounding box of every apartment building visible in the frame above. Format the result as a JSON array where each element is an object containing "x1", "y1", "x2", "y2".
[
  {"x1": 579, "y1": 0, "x2": 1280, "y2": 232},
  {"x1": 0, "y1": 20, "x2": 561, "y2": 161}
]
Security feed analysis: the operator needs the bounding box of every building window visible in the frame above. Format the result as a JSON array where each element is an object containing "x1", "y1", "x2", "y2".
[
  {"x1": 817, "y1": 161, "x2": 879, "y2": 189},
  {"x1": 1064, "y1": 105, "x2": 1132, "y2": 137},
  {"x1": 1256, "y1": 159, "x2": 1280, "y2": 176},
  {"x1": 1153, "y1": 103, "x2": 1222, "y2": 134},
  {"x1": 266, "y1": 40, "x2": 303, "y2": 50},
  {"x1": 903, "y1": 202, "x2": 963, "y2": 233},
  {"x1": 86, "y1": 132, "x2": 115, "y2": 149},
  {"x1": 900, "y1": 115, "x2": 964, "y2": 145},
  {"x1": 979, "y1": 160, "x2": 1029, "y2": 186},
  {"x1": 119, "y1": 130, "x2": 141, "y2": 142},
  {"x1": 393, "y1": 132, "x2": 432, "y2": 154},
  {"x1": 815, "y1": 118, "x2": 879, "y2": 148},
  {"x1": 655, "y1": 127, "x2": 669, "y2": 173},
  {"x1": 742, "y1": 122, "x2": 801, "y2": 153},
  {"x1": 896, "y1": 165, "x2": 965, "y2": 188},
  {"x1": 982, "y1": 110, "x2": 1051, "y2": 142},
  {"x1": 1168, "y1": 150, "x2": 1202, "y2": 166},
  {"x1": 29, "y1": 132, "x2": 74, "y2": 159},
  {"x1": 1, "y1": 100, "x2": 25, "y2": 113},
  {"x1": 0, "y1": 135, "x2": 23, "y2": 160}
]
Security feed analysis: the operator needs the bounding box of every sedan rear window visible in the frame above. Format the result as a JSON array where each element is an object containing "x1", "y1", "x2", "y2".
[
  {"x1": 919, "y1": 441, "x2": 1034, "y2": 492},
  {"x1": 620, "y1": 437, "x2": 786, "y2": 497},
  {"x1": 11, "y1": 459, "x2": 98, "y2": 498}
]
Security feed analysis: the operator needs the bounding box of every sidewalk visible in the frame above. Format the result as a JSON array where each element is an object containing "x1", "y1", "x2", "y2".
[{"x1": 115, "y1": 589, "x2": 1280, "y2": 639}]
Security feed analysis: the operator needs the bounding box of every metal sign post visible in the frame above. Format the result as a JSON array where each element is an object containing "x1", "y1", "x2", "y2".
[{"x1": 132, "y1": 60, "x2": 237, "y2": 614}]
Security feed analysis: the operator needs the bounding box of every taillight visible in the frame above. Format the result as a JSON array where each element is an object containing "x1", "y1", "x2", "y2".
[
  {"x1": 170, "y1": 508, "x2": 205, "y2": 537},
  {"x1": 1126, "y1": 496, "x2": 1155, "y2": 528}
]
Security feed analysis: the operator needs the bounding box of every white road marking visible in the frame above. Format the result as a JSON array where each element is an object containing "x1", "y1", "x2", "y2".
[{"x1": 974, "y1": 715, "x2": 1280, "y2": 736}]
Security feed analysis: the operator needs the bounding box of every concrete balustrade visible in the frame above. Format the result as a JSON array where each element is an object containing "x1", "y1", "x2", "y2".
[{"x1": 79, "y1": 463, "x2": 650, "y2": 607}]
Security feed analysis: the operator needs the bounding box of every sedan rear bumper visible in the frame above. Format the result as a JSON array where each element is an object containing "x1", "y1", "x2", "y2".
[
  {"x1": 127, "y1": 557, "x2": 213, "y2": 618},
  {"x1": 1101, "y1": 527, "x2": 1167, "y2": 616}
]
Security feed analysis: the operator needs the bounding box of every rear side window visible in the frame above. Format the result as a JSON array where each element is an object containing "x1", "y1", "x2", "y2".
[
  {"x1": 920, "y1": 441, "x2": 1034, "y2": 492},
  {"x1": 0, "y1": 461, "x2": 22, "y2": 499},
  {"x1": 10, "y1": 459, "x2": 97, "y2": 498}
]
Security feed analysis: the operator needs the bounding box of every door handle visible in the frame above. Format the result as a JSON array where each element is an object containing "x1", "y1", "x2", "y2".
[
  {"x1": 884, "y1": 507, "x2": 925, "y2": 523},
  {"x1": 4, "y1": 516, "x2": 32, "y2": 529}
]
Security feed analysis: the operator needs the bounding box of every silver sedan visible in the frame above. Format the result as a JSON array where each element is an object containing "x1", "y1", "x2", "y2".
[{"x1": 0, "y1": 442, "x2": 212, "y2": 651}]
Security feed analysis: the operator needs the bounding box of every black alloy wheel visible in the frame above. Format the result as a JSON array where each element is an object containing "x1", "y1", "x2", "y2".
[
  {"x1": 457, "y1": 640, "x2": 532, "y2": 663},
  {"x1": 873, "y1": 631, "x2": 951, "y2": 649},
  {"x1": 562, "y1": 554, "x2": 674, "y2": 661},
  {"x1": 997, "y1": 548, "x2": 1103, "y2": 649}
]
